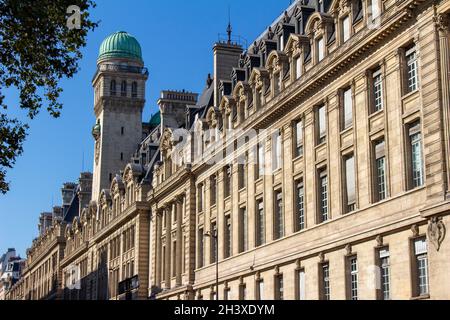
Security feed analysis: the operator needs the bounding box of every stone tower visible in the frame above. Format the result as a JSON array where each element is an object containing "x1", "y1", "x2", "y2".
[{"x1": 91, "y1": 31, "x2": 148, "y2": 201}]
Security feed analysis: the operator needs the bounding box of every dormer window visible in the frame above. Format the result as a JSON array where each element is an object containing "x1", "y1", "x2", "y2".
[
  {"x1": 370, "y1": 0, "x2": 381, "y2": 21},
  {"x1": 274, "y1": 72, "x2": 281, "y2": 96},
  {"x1": 295, "y1": 55, "x2": 302, "y2": 80},
  {"x1": 279, "y1": 33, "x2": 285, "y2": 51},
  {"x1": 353, "y1": 0, "x2": 364, "y2": 23},
  {"x1": 342, "y1": 16, "x2": 351, "y2": 43},
  {"x1": 317, "y1": 37, "x2": 325, "y2": 62}
]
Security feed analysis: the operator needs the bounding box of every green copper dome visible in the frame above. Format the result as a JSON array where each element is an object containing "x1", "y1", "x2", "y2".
[
  {"x1": 149, "y1": 112, "x2": 161, "y2": 127},
  {"x1": 98, "y1": 31, "x2": 143, "y2": 62}
]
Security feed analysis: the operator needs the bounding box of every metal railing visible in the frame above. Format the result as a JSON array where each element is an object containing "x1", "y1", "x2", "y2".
[{"x1": 97, "y1": 64, "x2": 148, "y2": 75}]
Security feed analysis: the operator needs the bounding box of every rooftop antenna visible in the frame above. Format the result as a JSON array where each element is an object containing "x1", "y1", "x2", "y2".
[
  {"x1": 226, "y1": 5, "x2": 232, "y2": 44},
  {"x1": 81, "y1": 150, "x2": 85, "y2": 172}
]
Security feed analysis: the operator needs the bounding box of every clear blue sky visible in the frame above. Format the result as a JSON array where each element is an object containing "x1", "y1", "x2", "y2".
[{"x1": 0, "y1": 0, "x2": 290, "y2": 257}]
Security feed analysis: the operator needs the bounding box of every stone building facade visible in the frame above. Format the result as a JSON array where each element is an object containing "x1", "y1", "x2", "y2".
[
  {"x1": 150, "y1": 0, "x2": 450, "y2": 300},
  {"x1": 5, "y1": 0, "x2": 450, "y2": 300}
]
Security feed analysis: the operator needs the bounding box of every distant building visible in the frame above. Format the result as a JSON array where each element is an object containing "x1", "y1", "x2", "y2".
[{"x1": 0, "y1": 249, "x2": 25, "y2": 300}]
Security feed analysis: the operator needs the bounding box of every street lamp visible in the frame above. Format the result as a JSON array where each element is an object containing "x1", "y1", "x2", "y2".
[{"x1": 204, "y1": 229, "x2": 219, "y2": 301}]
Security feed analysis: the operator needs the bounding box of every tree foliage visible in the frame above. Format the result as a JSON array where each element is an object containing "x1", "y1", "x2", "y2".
[{"x1": 0, "y1": 0, "x2": 98, "y2": 194}]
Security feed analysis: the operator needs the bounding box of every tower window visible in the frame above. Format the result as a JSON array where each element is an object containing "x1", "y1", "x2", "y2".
[
  {"x1": 121, "y1": 127, "x2": 124, "y2": 135},
  {"x1": 110, "y1": 80, "x2": 116, "y2": 96},
  {"x1": 121, "y1": 81, "x2": 127, "y2": 97},
  {"x1": 120, "y1": 153, "x2": 123, "y2": 161},
  {"x1": 132, "y1": 82, "x2": 138, "y2": 98}
]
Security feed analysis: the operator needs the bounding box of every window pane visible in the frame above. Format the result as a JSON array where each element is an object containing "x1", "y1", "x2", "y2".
[
  {"x1": 318, "y1": 37, "x2": 324, "y2": 61},
  {"x1": 322, "y1": 264, "x2": 330, "y2": 300},
  {"x1": 256, "y1": 200, "x2": 265, "y2": 246},
  {"x1": 274, "y1": 191, "x2": 284, "y2": 239},
  {"x1": 371, "y1": 0, "x2": 380, "y2": 19},
  {"x1": 379, "y1": 249, "x2": 391, "y2": 300},
  {"x1": 345, "y1": 156, "x2": 356, "y2": 212},
  {"x1": 298, "y1": 270, "x2": 306, "y2": 300},
  {"x1": 350, "y1": 257, "x2": 358, "y2": 300},
  {"x1": 411, "y1": 132, "x2": 424, "y2": 188},
  {"x1": 318, "y1": 105, "x2": 326, "y2": 144},
  {"x1": 373, "y1": 69, "x2": 383, "y2": 112},
  {"x1": 407, "y1": 49, "x2": 418, "y2": 92},
  {"x1": 296, "y1": 181, "x2": 305, "y2": 231},
  {"x1": 343, "y1": 16, "x2": 350, "y2": 42},
  {"x1": 295, "y1": 120, "x2": 303, "y2": 157},
  {"x1": 319, "y1": 171, "x2": 328, "y2": 222},
  {"x1": 258, "y1": 143, "x2": 265, "y2": 178},
  {"x1": 343, "y1": 88, "x2": 353, "y2": 129},
  {"x1": 296, "y1": 57, "x2": 302, "y2": 79}
]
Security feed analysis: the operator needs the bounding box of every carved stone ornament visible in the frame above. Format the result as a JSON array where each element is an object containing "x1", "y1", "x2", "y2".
[
  {"x1": 345, "y1": 244, "x2": 352, "y2": 256},
  {"x1": 411, "y1": 224, "x2": 419, "y2": 237},
  {"x1": 435, "y1": 13, "x2": 450, "y2": 33},
  {"x1": 376, "y1": 235, "x2": 383, "y2": 247},
  {"x1": 94, "y1": 141, "x2": 100, "y2": 166},
  {"x1": 428, "y1": 216, "x2": 446, "y2": 251},
  {"x1": 318, "y1": 252, "x2": 325, "y2": 263}
]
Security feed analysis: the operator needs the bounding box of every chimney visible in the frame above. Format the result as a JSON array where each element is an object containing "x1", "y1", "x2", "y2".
[
  {"x1": 213, "y1": 42, "x2": 243, "y2": 107},
  {"x1": 78, "y1": 172, "x2": 93, "y2": 213}
]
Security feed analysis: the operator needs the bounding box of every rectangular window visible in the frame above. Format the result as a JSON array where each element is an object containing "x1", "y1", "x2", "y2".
[
  {"x1": 239, "y1": 284, "x2": 247, "y2": 300},
  {"x1": 197, "y1": 184, "x2": 203, "y2": 213},
  {"x1": 318, "y1": 169, "x2": 329, "y2": 223},
  {"x1": 373, "y1": 68, "x2": 383, "y2": 112},
  {"x1": 256, "y1": 280, "x2": 264, "y2": 300},
  {"x1": 274, "y1": 191, "x2": 284, "y2": 240},
  {"x1": 317, "y1": 37, "x2": 324, "y2": 62},
  {"x1": 198, "y1": 228, "x2": 204, "y2": 268},
  {"x1": 347, "y1": 256, "x2": 358, "y2": 300},
  {"x1": 224, "y1": 216, "x2": 232, "y2": 258},
  {"x1": 409, "y1": 122, "x2": 424, "y2": 188},
  {"x1": 406, "y1": 46, "x2": 418, "y2": 93},
  {"x1": 224, "y1": 288, "x2": 230, "y2": 300},
  {"x1": 294, "y1": 119, "x2": 304, "y2": 158},
  {"x1": 238, "y1": 164, "x2": 246, "y2": 190},
  {"x1": 210, "y1": 175, "x2": 217, "y2": 206},
  {"x1": 342, "y1": 16, "x2": 350, "y2": 42},
  {"x1": 275, "y1": 274, "x2": 284, "y2": 300},
  {"x1": 172, "y1": 241, "x2": 177, "y2": 277},
  {"x1": 297, "y1": 269, "x2": 306, "y2": 300},
  {"x1": 256, "y1": 200, "x2": 265, "y2": 247},
  {"x1": 295, "y1": 180, "x2": 305, "y2": 231},
  {"x1": 374, "y1": 139, "x2": 387, "y2": 202},
  {"x1": 272, "y1": 130, "x2": 282, "y2": 171},
  {"x1": 378, "y1": 248, "x2": 391, "y2": 300},
  {"x1": 413, "y1": 238, "x2": 429, "y2": 297},
  {"x1": 239, "y1": 207, "x2": 248, "y2": 253},
  {"x1": 317, "y1": 105, "x2": 326, "y2": 145},
  {"x1": 320, "y1": 263, "x2": 331, "y2": 300},
  {"x1": 257, "y1": 142, "x2": 265, "y2": 178},
  {"x1": 343, "y1": 88, "x2": 353, "y2": 129},
  {"x1": 344, "y1": 155, "x2": 356, "y2": 213},
  {"x1": 225, "y1": 166, "x2": 232, "y2": 198},
  {"x1": 210, "y1": 222, "x2": 217, "y2": 264}
]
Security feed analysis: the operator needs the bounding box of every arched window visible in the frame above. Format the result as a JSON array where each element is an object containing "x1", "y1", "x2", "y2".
[
  {"x1": 110, "y1": 80, "x2": 116, "y2": 96},
  {"x1": 131, "y1": 82, "x2": 138, "y2": 98},
  {"x1": 121, "y1": 81, "x2": 127, "y2": 97}
]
